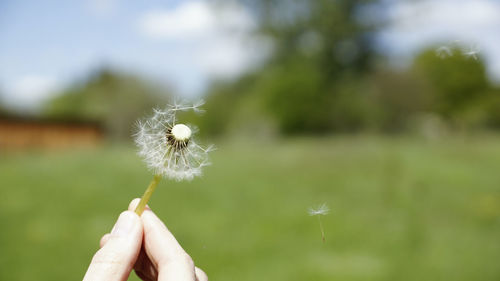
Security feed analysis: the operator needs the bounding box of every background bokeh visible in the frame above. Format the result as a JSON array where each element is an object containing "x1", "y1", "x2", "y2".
[{"x1": 1, "y1": 0, "x2": 500, "y2": 280}]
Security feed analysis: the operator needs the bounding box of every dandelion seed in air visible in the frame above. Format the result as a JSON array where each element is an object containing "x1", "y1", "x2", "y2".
[
  {"x1": 461, "y1": 44, "x2": 480, "y2": 60},
  {"x1": 435, "y1": 46, "x2": 452, "y2": 59},
  {"x1": 133, "y1": 100, "x2": 213, "y2": 215},
  {"x1": 308, "y1": 203, "x2": 329, "y2": 243}
]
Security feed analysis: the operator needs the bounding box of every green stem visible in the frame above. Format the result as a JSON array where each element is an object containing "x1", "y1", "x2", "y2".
[
  {"x1": 135, "y1": 174, "x2": 162, "y2": 215},
  {"x1": 318, "y1": 216, "x2": 325, "y2": 243}
]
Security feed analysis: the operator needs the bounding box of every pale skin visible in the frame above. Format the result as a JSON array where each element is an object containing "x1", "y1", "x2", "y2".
[{"x1": 83, "y1": 199, "x2": 208, "y2": 281}]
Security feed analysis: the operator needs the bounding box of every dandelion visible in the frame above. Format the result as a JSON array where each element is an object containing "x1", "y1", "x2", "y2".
[
  {"x1": 435, "y1": 46, "x2": 452, "y2": 59},
  {"x1": 461, "y1": 44, "x2": 480, "y2": 60},
  {"x1": 133, "y1": 100, "x2": 213, "y2": 215},
  {"x1": 308, "y1": 203, "x2": 329, "y2": 243}
]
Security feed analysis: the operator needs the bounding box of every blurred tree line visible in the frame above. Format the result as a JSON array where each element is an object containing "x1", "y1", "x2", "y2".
[
  {"x1": 202, "y1": 0, "x2": 378, "y2": 136},
  {"x1": 41, "y1": 0, "x2": 500, "y2": 139},
  {"x1": 200, "y1": 0, "x2": 500, "y2": 136},
  {"x1": 43, "y1": 69, "x2": 168, "y2": 139}
]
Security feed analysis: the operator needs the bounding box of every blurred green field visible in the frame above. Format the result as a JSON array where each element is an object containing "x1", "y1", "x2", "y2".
[{"x1": 1, "y1": 136, "x2": 500, "y2": 281}]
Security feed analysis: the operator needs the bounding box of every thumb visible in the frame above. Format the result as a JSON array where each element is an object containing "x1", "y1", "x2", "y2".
[{"x1": 83, "y1": 211, "x2": 143, "y2": 281}]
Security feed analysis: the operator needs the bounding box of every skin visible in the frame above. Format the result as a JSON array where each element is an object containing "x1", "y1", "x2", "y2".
[{"x1": 83, "y1": 199, "x2": 208, "y2": 281}]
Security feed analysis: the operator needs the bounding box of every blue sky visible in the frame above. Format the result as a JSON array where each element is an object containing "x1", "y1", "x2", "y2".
[
  {"x1": 1, "y1": 0, "x2": 499, "y2": 111},
  {"x1": 0, "y1": 0, "x2": 263, "y2": 110}
]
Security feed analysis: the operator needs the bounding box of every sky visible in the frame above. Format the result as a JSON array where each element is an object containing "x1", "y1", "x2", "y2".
[
  {"x1": 1, "y1": 0, "x2": 499, "y2": 111},
  {"x1": 378, "y1": 0, "x2": 500, "y2": 79},
  {"x1": 0, "y1": 0, "x2": 268, "y2": 110}
]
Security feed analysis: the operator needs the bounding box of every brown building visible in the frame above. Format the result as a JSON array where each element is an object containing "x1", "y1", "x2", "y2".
[{"x1": 0, "y1": 116, "x2": 103, "y2": 149}]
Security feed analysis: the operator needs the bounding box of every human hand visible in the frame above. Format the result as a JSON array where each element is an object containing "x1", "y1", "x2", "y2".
[{"x1": 83, "y1": 199, "x2": 208, "y2": 281}]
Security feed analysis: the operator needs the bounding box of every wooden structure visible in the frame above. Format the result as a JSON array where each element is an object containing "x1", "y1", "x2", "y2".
[{"x1": 0, "y1": 116, "x2": 103, "y2": 149}]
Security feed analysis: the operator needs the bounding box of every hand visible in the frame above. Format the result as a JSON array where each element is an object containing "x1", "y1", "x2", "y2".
[{"x1": 83, "y1": 199, "x2": 208, "y2": 281}]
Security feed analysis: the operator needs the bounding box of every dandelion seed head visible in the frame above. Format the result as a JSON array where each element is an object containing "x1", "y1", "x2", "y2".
[
  {"x1": 308, "y1": 203, "x2": 330, "y2": 216},
  {"x1": 134, "y1": 100, "x2": 211, "y2": 181}
]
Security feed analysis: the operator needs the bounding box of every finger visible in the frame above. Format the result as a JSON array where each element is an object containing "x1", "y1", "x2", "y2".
[
  {"x1": 83, "y1": 211, "x2": 143, "y2": 281},
  {"x1": 141, "y1": 208, "x2": 196, "y2": 281},
  {"x1": 100, "y1": 197, "x2": 148, "y2": 247},
  {"x1": 99, "y1": 233, "x2": 111, "y2": 248},
  {"x1": 129, "y1": 198, "x2": 158, "y2": 281},
  {"x1": 195, "y1": 267, "x2": 208, "y2": 281}
]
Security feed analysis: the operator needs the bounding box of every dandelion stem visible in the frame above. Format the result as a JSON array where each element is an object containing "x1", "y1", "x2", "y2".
[
  {"x1": 318, "y1": 216, "x2": 325, "y2": 243},
  {"x1": 135, "y1": 174, "x2": 162, "y2": 215}
]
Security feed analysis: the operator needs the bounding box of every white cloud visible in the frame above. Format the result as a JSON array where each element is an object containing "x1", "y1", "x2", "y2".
[
  {"x1": 379, "y1": 0, "x2": 500, "y2": 83},
  {"x1": 139, "y1": 1, "x2": 254, "y2": 40},
  {"x1": 139, "y1": 1, "x2": 218, "y2": 39},
  {"x1": 1, "y1": 75, "x2": 61, "y2": 110},
  {"x1": 137, "y1": 0, "x2": 269, "y2": 80}
]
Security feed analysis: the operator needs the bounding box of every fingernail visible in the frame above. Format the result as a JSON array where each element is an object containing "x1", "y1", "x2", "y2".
[{"x1": 111, "y1": 212, "x2": 134, "y2": 237}]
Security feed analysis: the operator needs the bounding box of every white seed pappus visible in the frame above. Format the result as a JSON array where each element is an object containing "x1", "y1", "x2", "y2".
[{"x1": 134, "y1": 100, "x2": 213, "y2": 181}]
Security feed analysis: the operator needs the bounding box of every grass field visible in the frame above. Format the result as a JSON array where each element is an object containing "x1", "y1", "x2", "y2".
[{"x1": 1, "y1": 136, "x2": 500, "y2": 281}]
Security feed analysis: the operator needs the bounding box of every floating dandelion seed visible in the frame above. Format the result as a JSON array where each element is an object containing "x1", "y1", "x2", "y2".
[
  {"x1": 435, "y1": 46, "x2": 452, "y2": 59},
  {"x1": 308, "y1": 203, "x2": 329, "y2": 242},
  {"x1": 308, "y1": 203, "x2": 330, "y2": 216},
  {"x1": 462, "y1": 44, "x2": 480, "y2": 60},
  {"x1": 133, "y1": 100, "x2": 213, "y2": 215}
]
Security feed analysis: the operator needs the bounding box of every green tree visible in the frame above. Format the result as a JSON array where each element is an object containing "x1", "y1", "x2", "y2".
[
  {"x1": 204, "y1": 0, "x2": 380, "y2": 134},
  {"x1": 43, "y1": 69, "x2": 169, "y2": 139},
  {"x1": 412, "y1": 47, "x2": 490, "y2": 123},
  {"x1": 479, "y1": 88, "x2": 500, "y2": 129},
  {"x1": 259, "y1": 0, "x2": 378, "y2": 133},
  {"x1": 200, "y1": 75, "x2": 258, "y2": 137},
  {"x1": 366, "y1": 69, "x2": 433, "y2": 132}
]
